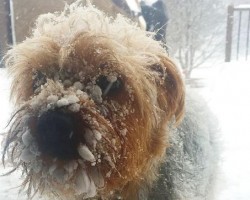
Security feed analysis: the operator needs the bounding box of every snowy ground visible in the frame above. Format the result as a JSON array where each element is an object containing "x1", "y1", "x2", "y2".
[
  {"x1": 1, "y1": 61, "x2": 250, "y2": 199},
  {"x1": 0, "y1": 69, "x2": 27, "y2": 200},
  {"x1": 192, "y1": 61, "x2": 250, "y2": 200}
]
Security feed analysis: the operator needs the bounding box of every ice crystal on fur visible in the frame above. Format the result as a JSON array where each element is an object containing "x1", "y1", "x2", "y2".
[{"x1": 78, "y1": 144, "x2": 96, "y2": 163}]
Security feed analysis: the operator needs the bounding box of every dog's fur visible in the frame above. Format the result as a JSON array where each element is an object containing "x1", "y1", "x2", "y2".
[{"x1": 2, "y1": 2, "x2": 218, "y2": 200}]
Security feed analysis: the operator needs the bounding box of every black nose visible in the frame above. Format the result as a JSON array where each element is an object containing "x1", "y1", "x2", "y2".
[{"x1": 37, "y1": 111, "x2": 79, "y2": 160}]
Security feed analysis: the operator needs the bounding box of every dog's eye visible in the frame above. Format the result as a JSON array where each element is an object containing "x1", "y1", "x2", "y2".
[
  {"x1": 32, "y1": 71, "x2": 47, "y2": 92},
  {"x1": 150, "y1": 64, "x2": 165, "y2": 77},
  {"x1": 96, "y1": 75, "x2": 122, "y2": 96}
]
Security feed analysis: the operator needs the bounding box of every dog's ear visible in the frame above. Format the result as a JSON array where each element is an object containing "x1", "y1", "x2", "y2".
[{"x1": 151, "y1": 56, "x2": 185, "y2": 124}]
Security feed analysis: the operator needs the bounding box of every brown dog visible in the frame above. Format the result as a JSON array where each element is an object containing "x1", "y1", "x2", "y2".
[{"x1": 2, "y1": 2, "x2": 218, "y2": 200}]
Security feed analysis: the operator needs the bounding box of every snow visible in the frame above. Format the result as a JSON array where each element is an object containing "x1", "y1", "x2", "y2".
[
  {"x1": 75, "y1": 170, "x2": 90, "y2": 194},
  {"x1": 93, "y1": 130, "x2": 102, "y2": 141},
  {"x1": 20, "y1": 148, "x2": 36, "y2": 162},
  {"x1": 47, "y1": 94, "x2": 59, "y2": 103},
  {"x1": 1, "y1": 61, "x2": 250, "y2": 199},
  {"x1": 236, "y1": 4, "x2": 250, "y2": 9},
  {"x1": 68, "y1": 103, "x2": 81, "y2": 112},
  {"x1": 56, "y1": 98, "x2": 70, "y2": 107},
  {"x1": 0, "y1": 69, "x2": 11, "y2": 131},
  {"x1": 73, "y1": 81, "x2": 84, "y2": 90},
  {"x1": 191, "y1": 61, "x2": 250, "y2": 200},
  {"x1": 21, "y1": 129, "x2": 34, "y2": 146},
  {"x1": 78, "y1": 144, "x2": 96, "y2": 163},
  {"x1": 0, "y1": 69, "x2": 31, "y2": 200}
]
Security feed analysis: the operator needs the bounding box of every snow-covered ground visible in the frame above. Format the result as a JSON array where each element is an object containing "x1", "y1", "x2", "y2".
[
  {"x1": 193, "y1": 61, "x2": 250, "y2": 200},
  {"x1": 1, "y1": 61, "x2": 250, "y2": 199},
  {"x1": 0, "y1": 69, "x2": 27, "y2": 200}
]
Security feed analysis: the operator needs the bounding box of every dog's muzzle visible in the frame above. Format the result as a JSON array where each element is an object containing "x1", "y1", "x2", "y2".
[{"x1": 37, "y1": 110, "x2": 80, "y2": 160}]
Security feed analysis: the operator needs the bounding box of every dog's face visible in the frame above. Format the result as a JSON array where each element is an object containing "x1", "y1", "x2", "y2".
[{"x1": 3, "y1": 4, "x2": 184, "y2": 199}]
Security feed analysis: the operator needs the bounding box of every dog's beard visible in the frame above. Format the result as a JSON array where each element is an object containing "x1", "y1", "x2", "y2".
[{"x1": 2, "y1": 70, "x2": 134, "y2": 199}]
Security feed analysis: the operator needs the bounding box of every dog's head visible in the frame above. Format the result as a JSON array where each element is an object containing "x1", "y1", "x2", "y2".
[{"x1": 3, "y1": 3, "x2": 184, "y2": 199}]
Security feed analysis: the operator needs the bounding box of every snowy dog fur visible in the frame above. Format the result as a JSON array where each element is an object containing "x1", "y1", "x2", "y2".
[{"x1": 2, "y1": 2, "x2": 218, "y2": 200}]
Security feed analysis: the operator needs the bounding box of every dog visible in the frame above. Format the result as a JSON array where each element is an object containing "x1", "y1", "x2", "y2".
[{"x1": 2, "y1": 2, "x2": 219, "y2": 200}]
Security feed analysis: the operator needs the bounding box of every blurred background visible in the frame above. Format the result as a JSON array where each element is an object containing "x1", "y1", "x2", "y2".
[
  {"x1": 0, "y1": 0, "x2": 250, "y2": 199},
  {"x1": 0, "y1": 0, "x2": 249, "y2": 69}
]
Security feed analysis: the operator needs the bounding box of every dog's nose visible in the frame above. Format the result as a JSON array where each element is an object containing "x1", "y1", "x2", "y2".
[{"x1": 37, "y1": 111, "x2": 79, "y2": 160}]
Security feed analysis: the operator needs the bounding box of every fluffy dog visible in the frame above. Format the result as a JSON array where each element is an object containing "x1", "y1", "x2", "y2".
[{"x1": 2, "y1": 2, "x2": 219, "y2": 200}]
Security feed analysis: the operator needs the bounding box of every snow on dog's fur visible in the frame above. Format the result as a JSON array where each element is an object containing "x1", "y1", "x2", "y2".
[{"x1": 2, "y1": 2, "x2": 218, "y2": 200}]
